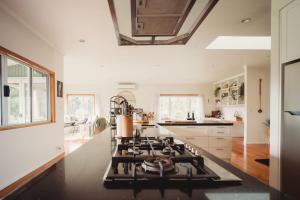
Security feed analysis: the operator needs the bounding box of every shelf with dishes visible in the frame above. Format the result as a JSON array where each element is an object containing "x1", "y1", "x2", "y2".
[{"x1": 214, "y1": 74, "x2": 245, "y2": 106}]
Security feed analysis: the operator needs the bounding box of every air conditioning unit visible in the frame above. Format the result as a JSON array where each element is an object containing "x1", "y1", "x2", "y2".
[{"x1": 117, "y1": 83, "x2": 136, "y2": 89}]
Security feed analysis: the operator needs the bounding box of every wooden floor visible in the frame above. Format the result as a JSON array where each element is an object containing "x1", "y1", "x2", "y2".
[{"x1": 230, "y1": 137, "x2": 270, "y2": 184}]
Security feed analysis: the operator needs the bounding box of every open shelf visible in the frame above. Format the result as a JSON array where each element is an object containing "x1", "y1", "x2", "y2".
[{"x1": 214, "y1": 74, "x2": 245, "y2": 106}]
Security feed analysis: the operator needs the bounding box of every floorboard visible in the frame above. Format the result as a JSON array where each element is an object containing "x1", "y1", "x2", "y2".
[{"x1": 230, "y1": 137, "x2": 269, "y2": 184}]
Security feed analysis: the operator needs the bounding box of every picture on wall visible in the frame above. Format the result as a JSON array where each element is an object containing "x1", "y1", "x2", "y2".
[{"x1": 57, "y1": 81, "x2": 63, "y2": 97}]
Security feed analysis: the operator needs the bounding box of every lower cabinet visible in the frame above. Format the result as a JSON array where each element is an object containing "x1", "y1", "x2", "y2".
[
  {"x1": 165, "y1": 126, "x2": 232, "y2": 161},
  {"x1": 185, "y1": 136, "x2": 209, "y2": 151},
  {"x1": 208, "y1": 147, "x2": 231, "y2": 160}
]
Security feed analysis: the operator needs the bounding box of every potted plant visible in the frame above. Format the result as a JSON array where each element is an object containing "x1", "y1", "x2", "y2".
[
  {"x1": 92, "y1": 117, "x2": 108, "y2": 135},
  {"x1": 214, "y1": 86, "x2": 221, "y2": 98},
  {"x1": 239, "y1": 82, "x2": 245, "y2": 98},
  {"x1": 234, "y1": 111, "x2": 243, "y2": 121},
  {"x1": 263, "y1": 119, "x2": 270, "y2": 144}
]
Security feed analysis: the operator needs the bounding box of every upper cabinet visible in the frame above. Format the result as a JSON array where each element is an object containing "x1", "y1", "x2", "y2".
[{"x1": 280, "y1": 0, "x2": 300, "y2": 63}]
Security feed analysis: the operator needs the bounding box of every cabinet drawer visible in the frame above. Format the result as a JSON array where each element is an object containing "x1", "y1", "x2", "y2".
[
  {"x1": 209, "y1": 136, "x2": 232, "y2": 148},
  {"x1": 179, "y1": 126, "x2": 208, "y2": 137},
  {"x1": 210, "y1": 127, "x2": 230, "y2": 137},
  {"x1": 184, "y1": 136, "x2": 209, "y2": 148},
  {"x1": 209, "y1": 147, "x2": 231, "y2": 159}
]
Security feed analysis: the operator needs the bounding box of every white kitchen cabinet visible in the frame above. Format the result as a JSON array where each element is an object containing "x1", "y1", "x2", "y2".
[
  {"x1": 209, "y1": 136, "x2": 232, "y2": 148},
  {"x1": 231, "y1": 121, "x2": 244, "y2": 137},
  {"x1": 164, "y1": 126, "x2": 208, "y2": 137},
  {"x1": 210, "y1": 126, "x2": 231, "y2": 137},
  {"x1": 208, "y1": 147, "x2": 231, "y2": 160},
  {"x1": 185, "y1": 136, "x2": 209, "y2": 149},
  {"x1": 280, "y1": 0, "x2": 300, "y2": 63},
  {"x1": 164, "y1": 126, "x2": 232, "y2": 161}
]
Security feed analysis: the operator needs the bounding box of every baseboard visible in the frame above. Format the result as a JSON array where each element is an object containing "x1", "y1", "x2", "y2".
[{"x1": 0, "y1": 152, "x2": 65, "y2": 199}]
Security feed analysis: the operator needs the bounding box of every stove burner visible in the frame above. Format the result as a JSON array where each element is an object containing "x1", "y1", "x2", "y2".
[
  {"x1": 150, "y1": 140, "x2": 162, "y2": 146},
  {"x1": 128, "y1": 147, "x2": 143, "y2": 155},
  {"x1": 104, "y1": 136, "x2": 227, "y2": 188},
  {"x1": 142, "y1": 156, "x2": 175, "y2": 174},
  {"x1": 162, "y1": 146, "x2": 172, "y2": 155}
]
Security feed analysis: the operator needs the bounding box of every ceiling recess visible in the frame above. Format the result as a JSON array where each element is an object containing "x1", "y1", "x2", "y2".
[
  {"x1": 132, "y1": 0, "x2": 195, "y2": 37},
  {"x1": 108, "y1": 0, "x2": 219, "y2": 46}
]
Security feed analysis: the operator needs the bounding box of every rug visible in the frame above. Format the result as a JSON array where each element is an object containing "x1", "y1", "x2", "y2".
[{"x1": 255, "y1": 158, "x2": 269, "y2": 166}]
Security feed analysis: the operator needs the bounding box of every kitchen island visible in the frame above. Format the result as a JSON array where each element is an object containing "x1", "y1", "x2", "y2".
[
  {"x1": 4, "y1": 126, "x2": 285, "y2": 200},
  {"x1": 159, "y1": 120, "x2": 234, "y2": 161},
  {"x1": 157, "y1": 119, "x2": 233, "y2": 126}
]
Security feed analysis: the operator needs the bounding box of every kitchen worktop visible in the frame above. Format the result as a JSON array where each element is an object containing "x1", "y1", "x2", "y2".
[
  {"x1": 4, "y1": 126, "x2": 285, "y2": 200},
  {"x1": 157, "y1": 119, "x2": 233, "y2": 126}
]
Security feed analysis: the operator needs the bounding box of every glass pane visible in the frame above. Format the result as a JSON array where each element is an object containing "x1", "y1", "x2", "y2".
[
  {"x1": 170, "y1": 96, "x2": 190, "y2": 120},
  {"x1": 32, "y1": 69, "x2": 49, "y2": 122},
  {"x1": 159, "y1": 96, "x2": 204, "y2": 121},
  {"x1": 6, "y1": 58, "x2": 31, "y2": 124},
  {"x1": 67, "y1": 95, "x2": 94, "y2": 121},
  {"x1": 159, "y1": 96, "x2": 170, "y2": 121},
  {"x1": 190, "y1": 96, "x2": 204, "y2": 120}
]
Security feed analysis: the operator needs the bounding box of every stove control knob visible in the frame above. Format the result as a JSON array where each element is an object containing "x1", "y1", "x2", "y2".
[
  {"x1": 185, "y1": 144, "x2": 189, "y2": 149},
  {"x1": 191, "y1": 148, "x2": 195, "y2": 154},
  {"x1": 194, "y1": 150, "x2": 199, "y2": 156},
  {"x1": 188, "y1": 146, "x2": 192, "y2": 151}
]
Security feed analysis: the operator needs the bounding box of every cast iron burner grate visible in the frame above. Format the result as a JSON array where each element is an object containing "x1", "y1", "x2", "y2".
[{"x1": 103, "y1": 136, "x2": 234, "y2": 188}]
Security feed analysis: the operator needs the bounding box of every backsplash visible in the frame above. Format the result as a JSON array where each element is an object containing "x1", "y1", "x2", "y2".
[{"x1": 222, "y1": 106, "x2": 245, "y2": 121}]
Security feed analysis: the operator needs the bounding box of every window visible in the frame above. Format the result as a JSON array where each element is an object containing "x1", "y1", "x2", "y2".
[
  {"x1": 67, "y1": 94, "x2": 95, "y2": 121},
  {"x1": 32, "y1": 69, "x2": 49, "y2": 122},
  {"x1": 159, "y1": 95, "x2": 204, "y2": 121},
  {"x1": 5, "y1": 58, "x2": 31, "y2": 124},
  {"x1": 0, "y1": 46, "x2": 55, "y2": 129}
]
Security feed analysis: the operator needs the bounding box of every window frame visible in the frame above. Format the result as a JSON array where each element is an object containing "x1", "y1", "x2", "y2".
[
  {"x1": 66, "y1": 94, "x2": 96, "y2": 120},
  {"x1": 0, "y1": 46, "x2": 56, "y2": 131}
]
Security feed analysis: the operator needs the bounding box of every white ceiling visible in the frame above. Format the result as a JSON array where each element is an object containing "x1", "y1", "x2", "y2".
[{"x1": 0, "y1": 0, "x2": 271, "y2": 85}]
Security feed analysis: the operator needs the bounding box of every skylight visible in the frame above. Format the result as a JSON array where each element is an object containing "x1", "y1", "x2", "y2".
[{"x1": 206, "y1": 36, "x2": 271, "y2": 50}]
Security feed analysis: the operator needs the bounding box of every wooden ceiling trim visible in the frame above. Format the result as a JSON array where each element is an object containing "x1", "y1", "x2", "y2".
[
  {"x1": 107, "y1": 0, "x2": 219, "y2": 46},
  {"x1": 131, "y1": 0, "x2": 196, "y2": 37},
  {"x1": 172, "y1": 0, "x2": 196, "y2": 36},
  {"x1": 131, "y1": 0, "x2": 136, "y2": 38},
  {"x1": 136, "y1": 14, "x2": 182, "y2": 17},
  {"x1": 108, "y1": 0, "x2": 121, "y2": 45},
  {"x1": 186, "y1": 0, "x2": 219, "y2": 42}
]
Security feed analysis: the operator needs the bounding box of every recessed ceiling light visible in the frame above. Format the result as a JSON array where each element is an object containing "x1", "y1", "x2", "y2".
[
  {"x1": 241, "y1": 18, "x2": 252, "y2": 24},
  {"x1": 99, "y1": 65, "x2": 104, "y2": 68},
  {"x1": 206, "y1": 36, "x2": 271, "y2": 50},
  {"x1": 79, "y1": 39, "x2": 86, "y2": 43}
]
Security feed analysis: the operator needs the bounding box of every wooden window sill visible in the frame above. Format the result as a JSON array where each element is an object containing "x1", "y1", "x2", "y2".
[{"x1": 0, "y1": 121, "x2": 56, "y2": 131}]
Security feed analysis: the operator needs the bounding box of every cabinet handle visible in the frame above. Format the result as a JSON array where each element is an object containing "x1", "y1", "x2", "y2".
[
  {"x1": 216, "y1": 131, "x2": 225, "y2": 133},
  {"x1": 186, "y1": 127, "x2": 196, "y2": 128},
  {"x1": 216, "y1": 148, "x2": 224, "y2": 151},
  {"x1": 216, "y1": 137, "x2": 224, "y2": 140}
]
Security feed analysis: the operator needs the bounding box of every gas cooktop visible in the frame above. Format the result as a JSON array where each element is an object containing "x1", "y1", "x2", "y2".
[{"x1": 103, "y1": 135, "x2": 241, "y2": 188}]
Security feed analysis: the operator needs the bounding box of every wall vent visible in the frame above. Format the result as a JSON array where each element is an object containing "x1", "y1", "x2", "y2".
[{"x1": 117, "y1": 83, "x2": 136, "y2": 89}]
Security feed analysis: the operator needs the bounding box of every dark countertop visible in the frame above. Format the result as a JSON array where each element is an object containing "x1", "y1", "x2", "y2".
[
  {"x1": 157, "y1": 120, "x2": 233, "y2": 126},
  {"x1": 5, "y1": 127, "x2": 286, "y2": 200}
]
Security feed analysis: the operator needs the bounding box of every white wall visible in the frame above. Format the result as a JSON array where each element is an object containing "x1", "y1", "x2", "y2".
[
  {"x1": 269, "y1": 0, "x2": 294, "y2": 190},
  {"x1": 245, "y1": 66, "x2": 270, "y2": 144},
  {"x1": 0, "y1": 6, "x2": 64, "y2": 190},
  {"x1": 65, "y1": 83, "x2": 215, "y2": 120}
]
